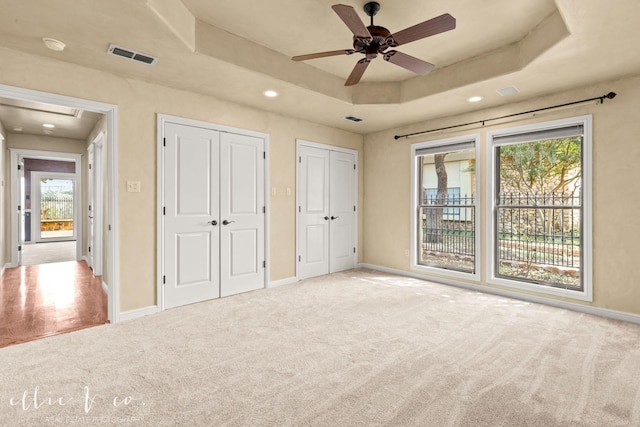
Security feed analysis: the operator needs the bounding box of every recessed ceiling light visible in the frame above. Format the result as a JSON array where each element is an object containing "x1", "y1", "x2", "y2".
[
  {"x1": 42, "y1": 123, "x2": 55, "y2": 129},
  {"x1": 42, "y1": 37, "x2": 66, "y2": 52},
  {"x1": 468, "y1": 96, "x2": 483, "y2": 103},
  {"x1": 263, "y1": 90, "x2": 279, "y2": 98}
]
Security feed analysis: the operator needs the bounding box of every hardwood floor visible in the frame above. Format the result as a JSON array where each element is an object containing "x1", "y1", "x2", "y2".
[{"x1": 0, "y1": 261, "x2": 107, "y2": 348}]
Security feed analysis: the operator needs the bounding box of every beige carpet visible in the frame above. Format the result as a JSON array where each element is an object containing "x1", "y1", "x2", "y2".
[
  {"x1": 21, "y1": 241, "x2": 76, "y2": 265},
  {"x1": 1, "y1": 269, "x2": 640, "y2": 426}
]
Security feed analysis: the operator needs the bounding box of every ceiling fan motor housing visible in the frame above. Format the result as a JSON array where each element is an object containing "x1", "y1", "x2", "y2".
[{"x1": 353, "y1": 25, "x2": 391, "y2": 59}]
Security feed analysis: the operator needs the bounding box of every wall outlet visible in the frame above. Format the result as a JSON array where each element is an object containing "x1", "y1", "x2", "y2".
[
  {"x1": 404, "y1": 249, "x2": 410, "y2": 257},
  {"x1": 126, "y1": 180, "x2": 141, "y2": 193}
]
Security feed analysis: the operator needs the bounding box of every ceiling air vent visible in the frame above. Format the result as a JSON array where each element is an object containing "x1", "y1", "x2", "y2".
[
  {"x1": 345, "y1": 115, "x2": 363, "y2": 122},
  {"x1": 107, "y1": 44, "x2": 158, "y2": 65}
]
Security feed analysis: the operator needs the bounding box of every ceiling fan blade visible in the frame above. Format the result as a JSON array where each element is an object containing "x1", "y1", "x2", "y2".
[
  {"x1": 345, "y1": 58, "x2": 370, "y2": 86},
  {"x1": 383, "y1": 50, "x2": 434, "y2": 75},
  {"x1": 332, "y1": 4, "x2": 373, "y2": 41},
  {"x1": 292, "y1": 49, "x2": 355, "y2": 61},
  {"x1": 388, "y1": 13, "x2": 456, "y2": 47}
]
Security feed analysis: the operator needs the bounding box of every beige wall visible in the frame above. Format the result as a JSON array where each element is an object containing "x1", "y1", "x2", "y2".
[
  {"x1": 0, "y1": 119, "x2": 6, "y2": 268},
  {"x1": 0, "y1": 47, "x2": 364, "y2": 312},
  {"x1": 7, "y1": 133, "x2": 85, "y2": 154},
  {"x1": 363, "y1": 73, "x2": 640, "y2": 315}
]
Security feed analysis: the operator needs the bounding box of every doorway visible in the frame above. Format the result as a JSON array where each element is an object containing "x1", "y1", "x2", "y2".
[
  {"x1": 31, "y1": 172, "x2": 77, "y2": 243},
  {"x1": 296, "y1": 140, "x2": 357, "y2": 280},
  {"x1": 1, "y1": 83, "x2": 119, "y2": 324}
]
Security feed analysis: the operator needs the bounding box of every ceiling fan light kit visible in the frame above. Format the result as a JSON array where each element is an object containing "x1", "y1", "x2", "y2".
[{"x1": 292, "y1": 2, "x2": 456, "y2": 86}]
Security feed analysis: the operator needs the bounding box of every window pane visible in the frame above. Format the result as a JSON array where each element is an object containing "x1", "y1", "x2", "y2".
[
  {"x1": 418, "y1": 148, "x2": 476, "y2": 273},
  {"x1": 496, "y1": 136, "x2": 582, "y2": 290}
]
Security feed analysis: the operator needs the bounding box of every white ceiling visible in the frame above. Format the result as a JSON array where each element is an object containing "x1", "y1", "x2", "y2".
[
  {"x1": 0, "y1": 97, "x2": 101, "y2": 140},
  {"x1": 0, "y1": 0, "x2": 639, "y2": 135}
]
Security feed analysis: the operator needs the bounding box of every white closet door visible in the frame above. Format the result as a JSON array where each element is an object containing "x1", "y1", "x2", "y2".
[
  {"x1": 297, "y1": 144, "x2": 356, "y2": 280},
  {"x1": 219, "y1": 132, "x2": 265, "y2": 297},
  {"x1": 298, "y1": 145, "x2": 331, "y2": 280},
  {"x1": 329, "y1": 150, "x2": 356, "y2": 273},
  {"x1": 163, "y1": 123, "x2": 220, "y2": 309}
]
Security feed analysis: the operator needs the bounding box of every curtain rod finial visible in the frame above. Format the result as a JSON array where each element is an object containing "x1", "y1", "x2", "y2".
[{"x1": 605, "y1": 92, "x2": 616, "y2": 99}]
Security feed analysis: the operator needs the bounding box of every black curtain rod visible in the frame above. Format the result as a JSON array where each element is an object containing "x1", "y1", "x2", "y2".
[{"x1": 394, "y1": 91, "x2": 617, "y2": 140}]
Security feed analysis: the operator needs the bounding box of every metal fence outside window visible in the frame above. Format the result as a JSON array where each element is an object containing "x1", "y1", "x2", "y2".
[
  {"x1": 41, "y1": 194, "x2": 74, "y2": 220},
  {"x1": 419, "y1": 194, "x2": 476, "y2": 272},
  {"x1": 496, "y1": 192, "x2": 581, "y2": 269}
]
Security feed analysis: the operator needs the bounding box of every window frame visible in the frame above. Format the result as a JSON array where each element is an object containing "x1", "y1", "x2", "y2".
[
  {"x1": 486, "y1": 115, "x2": 593, "y2": 302},
  {"x1": 411, "y1": 134, "x2": 481, "y2": 281}
]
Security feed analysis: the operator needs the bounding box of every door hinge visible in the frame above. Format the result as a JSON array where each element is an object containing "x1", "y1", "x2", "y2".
[
  {"x1": 163, "y1": 275, "x2": 166, "y2": 285},
  {"x1": 353, "y1": 247, "x2": 356, "y2": 254},
  {"x1": 18, "y1": 245, "x2": 21, "y2": 252},
  {"x1": 262, "y1": 206, "x2": 265, "y2": 213},
  {"x1": 299, "y1": 156, "x2": 301, "y2": 163},
  {"x1": 298, "y1": 255, "x2": 301, "y2": 262},
  {"x1": 263, "y1": 151, "x2": 266, "y2": 159},
  {"x1": 353, "y1": 205, "x2": 356, "y2": 212},
  {"x1": 163, "y1": 206, "x2": 166, "y2": 215},
  {"x1": 17, "y1": 205, "x2": 21, "y2": 211},
  {"x1": 89, "y1": 204, "x2": 92, "y2": 212},
  {"x1": 108, "y1": 225, "x2": 112, "y2": 231},
  {"x1": 163, "y1": 137, "x2": 166, "y2": 147},
  {"x1": 17, "y1": 164, "x2": 22, "y2": 170},
  {"x1": 262, "y1": 261, "x2": 266, "y2": 268},
  {"x1": 298, "y1": 206, "x2": 301, "y2": 213},
  {"x1": 89, "y1": 163, "x2": 92, "y2": 170},
  {"x1": 354, "y1": 163, "x2": 356, "y2": 170},
  {"x1": 88, "y1": 246, "x2": 91, "y2": 253}
]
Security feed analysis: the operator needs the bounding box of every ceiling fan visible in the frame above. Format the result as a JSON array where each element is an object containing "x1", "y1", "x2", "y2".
[{"x1": 292, "y1": 2, "x2": 456, "y2": 86}]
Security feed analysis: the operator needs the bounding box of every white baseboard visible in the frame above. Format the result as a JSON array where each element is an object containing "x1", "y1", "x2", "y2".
[
  {"x1": 101, "y1": 281, "x2": 108, "y2": 294},
  {"x1": 118, "y1": 305, "x2": 159, "y2": 322},
  {"x1": 269, "y1": 276, "x2": 298, "y2": 288},
  {"x1": 358, "y1": 263, "x2": 640, "y2": 325}
]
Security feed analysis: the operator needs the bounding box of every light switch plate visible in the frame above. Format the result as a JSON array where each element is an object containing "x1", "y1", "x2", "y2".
[{"x1": 127, "y1": 180, "x2": 141, "y2": 193}]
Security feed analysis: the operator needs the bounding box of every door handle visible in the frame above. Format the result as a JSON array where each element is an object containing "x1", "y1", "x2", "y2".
[
  {"x1": 331, "y1": 216, "x2": 339, "y2": 220},
  {"x1": 208, "y1": 220, "x2": 218, "y2": 226},
  {"x1": 324, "y1": 216, "x2": 329, "y2": 220},
  {"x1": 222, "y1": 220, "x2": 235, "y2": 225}
]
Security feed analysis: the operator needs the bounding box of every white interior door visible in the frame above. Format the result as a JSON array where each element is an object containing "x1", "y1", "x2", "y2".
[
  {"x1": 163, "y1": 123, "x2": 220, "y2": 309},
  {"x1": 297, "y1": 145, "x2": 330, "y2": 280},
  {"x1": 87, "y1": 133, "x2": 104, "y2": 275},
  {"x1": 297, "y1": 143, "x2": 356, "y2": 280},
  {"x1": 329, "y1": 150, "x2": 356, "y2": 273},
  {"x1": 87, "y1": 145, "x2": 95, "y2": 270},
  {"x1": 18, "y1": 157, "x2": 25, "y2": 265},
  {"x1": 219, "y1": 132, "x2": 265, "y2": 297}
]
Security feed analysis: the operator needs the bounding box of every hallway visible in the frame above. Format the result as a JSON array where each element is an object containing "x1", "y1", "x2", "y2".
[{"x1": 0, "y1": 261, "x2": 107, "y2": 348}]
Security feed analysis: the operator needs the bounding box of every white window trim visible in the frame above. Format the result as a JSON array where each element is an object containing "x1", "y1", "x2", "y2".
[
  {"x1": 411, "y1": 134, "x2": 481, "y2": 281},
  {"x1": 486, "y1": 115, "x2": 593, "y2": 302}
]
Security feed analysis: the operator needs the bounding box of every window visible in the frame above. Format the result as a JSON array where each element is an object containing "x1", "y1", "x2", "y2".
[
  {"x1": 412, "y1": 136, "x2": 479, "y2": 277},
  {"x1": 489, "y1": 116, "x2": 592, "y2": 301}
]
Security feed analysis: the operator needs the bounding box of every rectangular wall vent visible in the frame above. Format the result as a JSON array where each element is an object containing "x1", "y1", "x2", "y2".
[
  {"x1": 107, "y1": 44, "x2": 159, "y2": 65},
  {"x1": 345, "y1": 115, "x2": 363, "y2": 122}
]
